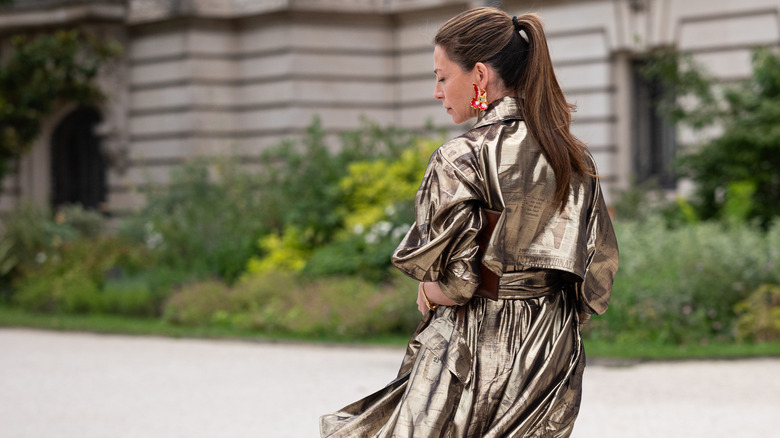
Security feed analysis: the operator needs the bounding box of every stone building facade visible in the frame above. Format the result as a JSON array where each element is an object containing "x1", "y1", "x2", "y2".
[{"x1": 1, "y1": 0, "x2": 778, "y2": 217}]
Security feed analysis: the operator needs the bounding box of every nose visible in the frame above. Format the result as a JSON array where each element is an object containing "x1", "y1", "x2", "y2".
[{"x1": 433, "y1": 82, "x2": 443, "y2": 101}]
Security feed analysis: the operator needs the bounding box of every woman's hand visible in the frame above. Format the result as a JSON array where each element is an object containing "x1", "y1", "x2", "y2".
[
  {"x1": 416, "y1": 283, "x2": 430, "y2": 315},
  {"x1": 416, "y1": 281, "x2": 458, "y2": 316}
]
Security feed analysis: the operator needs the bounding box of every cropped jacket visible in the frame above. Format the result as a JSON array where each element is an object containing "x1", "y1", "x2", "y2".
[{"x1": 391, "y1": 96, "x2": 619, "y2": 315}]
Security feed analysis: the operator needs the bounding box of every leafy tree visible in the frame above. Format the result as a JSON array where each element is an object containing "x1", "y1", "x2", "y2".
[
  {"x1": 641, "y1": 48, "x2": 780, "y2": 227},
  {"x1": 0, "y1": 29, "x2": 121, "y2": 188}
]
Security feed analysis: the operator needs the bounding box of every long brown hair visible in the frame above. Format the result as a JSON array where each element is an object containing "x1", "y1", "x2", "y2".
[{"x1": 435, "y1": 7, "x2": 593, "y2": 210}]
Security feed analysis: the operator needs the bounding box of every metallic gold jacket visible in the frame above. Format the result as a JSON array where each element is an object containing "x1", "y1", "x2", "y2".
[{"x1": 391, "y1": 96, "x2": 618, "y2": 315}]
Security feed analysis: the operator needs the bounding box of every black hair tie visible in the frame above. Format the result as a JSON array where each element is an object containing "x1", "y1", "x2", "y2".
[
  {"x1": 512, "y1": 16, "x2": 522, "y2": 33},
  {"x1": 512, "y1": 16, "x2": 529, "y2": 42}
]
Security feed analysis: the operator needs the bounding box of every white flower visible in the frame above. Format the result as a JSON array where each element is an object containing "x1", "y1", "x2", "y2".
[
  {"x1": 35, "y1": 252, "x2": 47, "y2": 264},
  {"x1": 364, "y1": 232, "x2": 379, "y2": 245},
  {"x1": 375, "y1": 221, "x2": 393, "y2": 235},
  {"x1": 352, "y1": 224, "x2": 365, "y2": 235},
  {"x1": 384, "y1": 204, "x2": 397, "y2": 216},
  {"x1": 146, "y1": 232, "x2": 164, "y2": 250}
]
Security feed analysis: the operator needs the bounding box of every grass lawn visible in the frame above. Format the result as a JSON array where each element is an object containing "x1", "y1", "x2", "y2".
[
  {"x1": 0, "y1": 306, "x2": 411, "y2": 346},
  {"x1": 2, "y1": 306, "x2": 780, "y2": 360}
]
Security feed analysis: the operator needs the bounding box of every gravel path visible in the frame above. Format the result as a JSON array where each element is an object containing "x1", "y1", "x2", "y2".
[{"x1": 1, "y1": 328, "x2": 778, "y2": 437}]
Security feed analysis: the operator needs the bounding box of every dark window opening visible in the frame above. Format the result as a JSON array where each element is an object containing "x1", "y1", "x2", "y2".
[
  {"x1": 632, "y1": 60, "x2": 677, "y2": 189},
  {"x1": 50, "y1": 106, "x2": 107, "y2": 212}
]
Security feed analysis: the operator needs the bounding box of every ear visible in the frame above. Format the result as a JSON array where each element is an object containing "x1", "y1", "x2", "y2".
[{"x1": 474, "y1": 62, "x2": 490, "y2": 89}]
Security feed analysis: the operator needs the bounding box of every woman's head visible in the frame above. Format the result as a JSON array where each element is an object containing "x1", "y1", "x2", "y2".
[
  {"x1": 432, "y1": 8, "x2": 525, "y2": 124},
  {"x1": 434, "y1": 8, "x2": 527, "y2": 94},
  {"x1": 434, "y1": 7, "x2": 593, "y2": 210}
]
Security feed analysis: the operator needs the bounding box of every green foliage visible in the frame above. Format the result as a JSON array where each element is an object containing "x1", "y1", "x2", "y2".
[
  {"x1": 642, "y1": 48, "x2": 780, "y2": 226},
  {"x1": 303, "y1": 232, "x2": 402, "y2": 282},
  {"x1": 121, "y1": 157, "x2": 266, "y2": 284},
  {"x1": 611, "y1": 178, "x2": 662, "y2": 222},
  {"x1": 116, "y1": 118, "x2": 436, "y2": 289},
  {"x1": 246, "y1": 121, "x2": 439, "y2": 281},
  {"x1": 54, "y1": 204, "x2": 105, "y2": 238},
  {"x1": 639, "y1": 47, "x2": 719, "y2": 128},
  {"x1": 245, "y1": 226, "x2": 311, "y2": 275},
  {"x1": 0, "y1": 203, "x2": 105, "y2": 277},
  {"x1": 339, "y1": 139, "x2": 437, "y2": 230},
  {"x1": 1, "y1": 203, "x2": 151, "y2": 314},
  {"x1": 734, "y1": 284, "x2": 780, "y2": 342},
  {"x1": 0, "y1": 29, "x2": 121, "y2": 183},
  {"x1": 0, "y1": 203, "x2": 106, "y2": 303},
  {"x1": 612, "y1": 179, "x2": 699, "y2": 228},
  {"x1": 255, "y1": 119, "x2": 347, "y2": 246},
  {"x1": 12, "y1": 236, "x2": 152, "y2": 314},
  {"x1": 0, "y1": 238, "x2": 15, "y2": 277},
  {"x1": 101, "y1": 277, "x2": 157, "y2": 317},
  {"x1": 162, "y1": 271, "x2": 420, "y2": 338},
  {"x1": 676, "y1": 50, "x2": 780, "y2": 226},
  {"x1": 300, "y1": 139, "x2": 439, "y2": 281},
  {"x1": 13, "y1": 265, "x2": 101, "y2": 314},
  {"x1": 585, "y1": 217, "x2": 780, "y2": 345},
  {"x1": 162, "y1": 280, "x2": 236, "y2": 326},
  {"x1": 722, "y1": 181, "x2": 757, "y2": 226}
]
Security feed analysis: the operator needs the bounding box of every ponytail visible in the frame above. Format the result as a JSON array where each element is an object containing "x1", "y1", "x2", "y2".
[{"x1": 514, "y1": 14, "x2": 593, "y2": 211}]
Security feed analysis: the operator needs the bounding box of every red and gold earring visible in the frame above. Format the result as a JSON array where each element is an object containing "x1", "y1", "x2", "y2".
[{"x1": 470, "y1": 84, "x2": 488, "y2": 111}]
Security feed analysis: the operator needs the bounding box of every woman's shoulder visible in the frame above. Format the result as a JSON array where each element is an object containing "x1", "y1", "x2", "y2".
[
  {"x1": 436, "y1": 121, "x2": 501, "y2": 164},
  {"x1": 428, "y1": 127, "x2": 495, "y2": 185}
]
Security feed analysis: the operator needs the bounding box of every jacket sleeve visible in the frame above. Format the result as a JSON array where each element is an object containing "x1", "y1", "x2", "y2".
[
  {"x1": 391, "y1": 147, "x2": 485, "y2": 305},
  {"x1": 576, "y1": 173, "x2": 619, "y2": 317}
]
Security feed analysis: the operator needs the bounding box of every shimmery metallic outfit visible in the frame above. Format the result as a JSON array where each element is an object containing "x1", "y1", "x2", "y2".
[{"x1": 320, "y1": 96, "x2": 619, "y2": 437}]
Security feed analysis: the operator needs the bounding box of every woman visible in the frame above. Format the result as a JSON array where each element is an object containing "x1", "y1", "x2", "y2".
[{"x1": 321, "y1": 7, "x2": 618, "y2": 437}]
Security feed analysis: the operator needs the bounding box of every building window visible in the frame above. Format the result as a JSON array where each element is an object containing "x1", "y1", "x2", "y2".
[
  {"x1": 631, "y1": 60, "x2": 677, "y2": 189},
  {"x1": 50, "y1": 106, "x2": 107, "y2": 212}
]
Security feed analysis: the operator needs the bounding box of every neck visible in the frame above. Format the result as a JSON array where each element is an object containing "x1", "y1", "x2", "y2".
[{"x1": 487, "y1": 85, "x2": 515, "y2": 104}]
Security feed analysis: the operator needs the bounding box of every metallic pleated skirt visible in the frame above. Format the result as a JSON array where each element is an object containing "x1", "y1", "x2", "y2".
[{"x1": 320, "y1": 273, "x2": 584, "y2": 438}]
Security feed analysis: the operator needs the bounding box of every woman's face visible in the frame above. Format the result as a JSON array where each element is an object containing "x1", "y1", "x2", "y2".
[{"x1": 433, "y1": 45, "x2": 478, "y2": 124}]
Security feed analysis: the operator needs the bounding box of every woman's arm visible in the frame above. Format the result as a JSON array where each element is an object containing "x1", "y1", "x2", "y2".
[{"x1": 416, "y1": 281, "x2": 458, "y2": 315}]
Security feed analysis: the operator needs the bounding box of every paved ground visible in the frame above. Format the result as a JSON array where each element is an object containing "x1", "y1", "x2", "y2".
[{"x1": 1, "y1": 328, "x2": 778, "y2": 437}]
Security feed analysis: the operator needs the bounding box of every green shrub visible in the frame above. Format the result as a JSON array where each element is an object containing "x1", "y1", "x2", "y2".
[
  {"x1": 162, "y1": 271, "x2": 421, "y2": 339},
  {"x1": 255, "y1": 119, "x2": 348, "y2": 247},
  {"x1": 54, "y1": 204, "x2": 105, "y2": 238},
  {"x1": 238, "y1": 272, "x2": 420, "y2": 337},
  {"x1": 244, "y1": 124, "x2": 437, "y2": 281},
  {"x1": 643, "y1": 48, "x2": 780, "y2": 226},
  {"x1": 162, "y1": 280, "x2": 236, "y2": 326},
  {"x1": 1, "y1": 203, "x2": 78, "y2": 275},
  {"x1": 11, "y1": 236, "x2": 152, "y2": 314},
  {"x1": 102, "y1": 277, "x2": 156, "y2": 317},
  {"x1": 612, "y1": 180, "x2": 699, "y2": 227},
  {"x1": 734, "y1": 284, "x2": 780, "y2": 342},
  {"x1": 121, "y1": 156, "x2": 266, "y2": 284},
  {"x1": 14, "y1": 266, "x2": 102, "y2": 314},
  {"x1": 297, "y1": 139, "x2": 438, "y2": 281},
  {"x1": 244, "y1": 226, "x2": 311, "y2": 275},
  {"x1": 611, "y1": 179, "x2": 662, "y2": 222},
  {"x1": 585, "y1": 217, "x2": 780, "y2": 345},
  {"x1": 302, "y1": 229, "x2": 405, "y2": 283}
]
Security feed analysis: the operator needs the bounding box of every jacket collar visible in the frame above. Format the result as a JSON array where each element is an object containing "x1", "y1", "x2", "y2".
[{"x1": 473, "y1": 95, "x2": 523, "y2": 129}]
